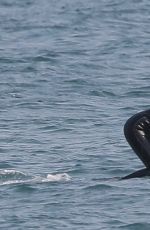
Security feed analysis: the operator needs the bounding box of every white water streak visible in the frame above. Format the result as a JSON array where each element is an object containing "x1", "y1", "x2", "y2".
[{"x1": 0, "y1": 170, "x2": 71, "y2": 186}]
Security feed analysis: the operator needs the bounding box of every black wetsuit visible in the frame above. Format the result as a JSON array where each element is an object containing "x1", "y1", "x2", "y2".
[{"x1": 122, "y1": 109, "x2": 150, "y2": 179}]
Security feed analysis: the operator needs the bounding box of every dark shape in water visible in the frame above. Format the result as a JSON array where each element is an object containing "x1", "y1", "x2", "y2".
[{"x1": 122, "y1": 109, "x2": 150, "y2": 179}]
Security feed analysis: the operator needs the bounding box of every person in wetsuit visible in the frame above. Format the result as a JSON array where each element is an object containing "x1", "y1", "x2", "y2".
[{"x1": 122, "y1": 109, "x2": 150, "y2": 179}]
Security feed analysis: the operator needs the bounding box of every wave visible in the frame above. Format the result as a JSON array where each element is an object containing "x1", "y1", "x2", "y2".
[
  {"x1": 0, "y1": 169, "x2": 71, "y2": 186},
  {"x1": 119, "y1": 222, "x2": 150, "y2": 230}
]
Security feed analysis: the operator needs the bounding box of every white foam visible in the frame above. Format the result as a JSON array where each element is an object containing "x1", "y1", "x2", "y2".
[
  {"x1": 0, "y1": 180, "x2": 24, "y2": 186},
  {"x1": 46, "y1": 173, "x2": 71, "y2": 182},
  {"x1": 0, "y1": 169, "x2": 26, "y2": 176},
  {"x1": 0, "y1": 169, "x2": 71, "y2": 186}
]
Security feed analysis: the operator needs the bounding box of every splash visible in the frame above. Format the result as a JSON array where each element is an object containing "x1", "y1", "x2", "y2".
[
  {"x1": 0, "y1": 169, "x2": 71, "y2": 186},
  {"x1": 46, "y1": 173, "x2": 71, "y2": 182}
]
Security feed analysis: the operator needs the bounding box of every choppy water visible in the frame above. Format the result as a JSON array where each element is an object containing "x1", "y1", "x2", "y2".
[{"x1": 0, "y1": 0, "x2": 150, "y2": 229}]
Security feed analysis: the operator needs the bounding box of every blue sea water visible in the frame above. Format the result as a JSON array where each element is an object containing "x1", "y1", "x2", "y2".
[{"x1": 0, "y1": 0, "x2": 150, "y2": 229}]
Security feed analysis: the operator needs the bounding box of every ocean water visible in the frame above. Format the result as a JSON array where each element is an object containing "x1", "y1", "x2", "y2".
[{"x1": 0, "y1": 0, "x2": 150, "y2": 229}]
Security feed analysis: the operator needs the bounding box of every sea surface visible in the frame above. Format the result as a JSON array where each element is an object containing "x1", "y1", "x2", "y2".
[{"x1": 0, "y1": 0, "x2": 150, "y2": 229}]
